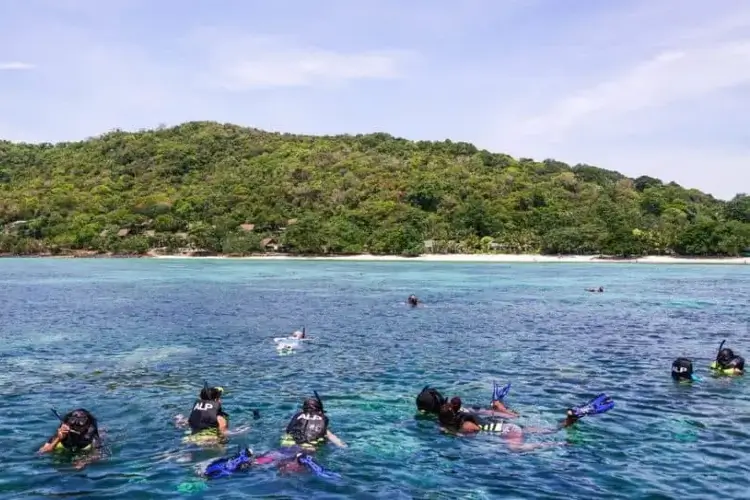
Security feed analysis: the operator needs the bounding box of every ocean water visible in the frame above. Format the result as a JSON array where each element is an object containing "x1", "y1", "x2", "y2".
[{"x1": 1, "y1": 258, "x2": 749, "y2": 499}]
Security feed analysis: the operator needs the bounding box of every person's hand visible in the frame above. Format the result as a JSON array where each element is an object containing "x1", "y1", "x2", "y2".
[{"x1": 57, "y1": 424, "x2": 70, "y2": 440}]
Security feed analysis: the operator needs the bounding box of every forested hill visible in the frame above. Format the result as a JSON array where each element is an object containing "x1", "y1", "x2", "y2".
[{"x1": 1, "y1": 121, "x2": 749, "y2": 257}]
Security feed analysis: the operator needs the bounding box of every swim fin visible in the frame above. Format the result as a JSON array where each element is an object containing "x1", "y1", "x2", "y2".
[
  {"x1": 203, "y1": 447, "x2": 254, "y2": 479},
  {"x1": 296, "y1": 453, "x2": 340, "y2": 480},
  {"x1": 568, "y1": 393, "x2": 614, "y2": 419},
  {"x1": 492, "y1": 382, "x2": 511, "y2": 402}
]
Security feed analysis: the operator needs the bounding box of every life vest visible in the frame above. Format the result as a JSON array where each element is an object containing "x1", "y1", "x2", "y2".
[
  {"x1": 188, "y1": 399, "x2": 222, "y2": 433},
  {"x1": 284, "y1": 410, "x2": 329, "y2": 446},
  {"x1": 711, "y1": 356, "x2": 745, "y2": 375}
]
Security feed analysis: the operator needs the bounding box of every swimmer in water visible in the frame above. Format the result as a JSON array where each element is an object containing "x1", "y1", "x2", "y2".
[
  {"x1": 38, "y1": 408, "x2": 103, "y2": 469},
  {"x1": 291, "y1": 328, "x2": 306, "y2": 340},
  {"x1": 253, "y1": 393, "x2": 346, "y2": 475},
  {"x1": 416, "y1": 383, "x2": 518, "y2": 419},
  {"x1": 438, "y1": 393, "x2": 614, "y2": 451},
  {"x1": 280, "y1": 393, "x2": 346, "y2": 450},
  {"x1": 407, "y1": 295, "x2": 420, "y2": 307},
  {"x1": 184, "y1": 384, "x2": 229, "y2": 443},
  {"x1": 711, "y1": 340, "x2": 744, "y2": 376},
  {"x1": 585, "y1": 286, "x2": 604, "y2": 293},
  {"x1": 671, "y1": 357, "x2": 700, "y2": 382}
]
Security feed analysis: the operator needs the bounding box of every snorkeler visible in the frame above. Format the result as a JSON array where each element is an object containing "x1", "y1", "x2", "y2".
[
  {"x1": 438, "y1": 393, "x2": 614, "y2": 451},
  {"x1": 710, "y1": 340, "x2": 744, "y2": 376},
  {"x1": 185, "y1": 384, "x2": 229, "y2": 442},
  {"x1": 237, "y1": 393, "x2": 345, "y2": 477},
  {"x1": 416, "y1": 382, "x2": 518, "y2": 418},
  {"x1": 38, "y1": 408, "x2": 102, "y2": 469},
  {"x1": 671, "y1": 357, "x2": 700, "y2": 382},
  {"x1": 280, "y1": 392, "x2": 346, "y2": 450},
  {"x1": 407, "y1": 295, "x2": 420, "y2": 307},
  {"x1": 291, "y1": 328, "x2": 306, "y2": 340}
]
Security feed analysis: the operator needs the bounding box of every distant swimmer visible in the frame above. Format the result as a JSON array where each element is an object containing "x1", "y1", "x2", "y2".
[
  {"x1": 586, "y1": 286, "x2": 604, "y2": 293},
  {"x1": 291, "y1": 328, "x2": 306, "y2": 340},
  {"x1": 38, "y1": 408, "x2": 103, "y2": 469},
  {"x1": 438, "y1": 393, "x2": 614, "y2": 451},
  {"x1": 711, "y1": 340, "x2": 745, "y2": 376},
  {"x1": 407, "y1": 295, "x2": 420, "y2": 307},
  {"x1": 184, "y1": 384, "x2": 229, "y2": 444}
]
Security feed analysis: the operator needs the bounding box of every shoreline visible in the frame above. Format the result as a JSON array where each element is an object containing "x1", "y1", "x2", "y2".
[{"x1": 2, "y1": 252, "x2": 748, "y2": 265}]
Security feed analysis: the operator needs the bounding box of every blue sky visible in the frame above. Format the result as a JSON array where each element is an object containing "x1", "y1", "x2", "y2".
[{"x1": 1, "y1": 0, "x2": 749, "y2": 200}]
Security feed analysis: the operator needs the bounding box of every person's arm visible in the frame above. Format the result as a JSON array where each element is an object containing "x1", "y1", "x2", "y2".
[
  {"x1": 38, "y1": 424, "x2": 68, "y2": 454},
  {"x1": 217, "y1": 415, "x2": 228, "y2": 436},
  {"x1": 326, "y1": 429, "x2": 347, "y2": 447}
]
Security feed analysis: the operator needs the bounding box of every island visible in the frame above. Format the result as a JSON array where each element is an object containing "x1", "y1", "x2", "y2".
[{"x1": 1, "y1": 121, "x2": 749, "y2": 261}]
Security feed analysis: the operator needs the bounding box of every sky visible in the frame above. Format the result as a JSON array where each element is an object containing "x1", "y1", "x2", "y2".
[{"x1": 1, "y1": 0, "x2": 749, "y2": 200}]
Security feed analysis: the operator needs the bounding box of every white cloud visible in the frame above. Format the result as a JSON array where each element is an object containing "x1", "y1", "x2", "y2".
[
  {"x1": 0, "y1": 61, "x2": 34, "y2": 70},
  {"x1": 188, "y1": 31, "x2": 415, "y2": 90},
  {"x1": 219, "y1": 49, "x2": 409, "y2": 90},
  {"x1": 519, "y1": 40, "x2": 750, "y2": 140}
]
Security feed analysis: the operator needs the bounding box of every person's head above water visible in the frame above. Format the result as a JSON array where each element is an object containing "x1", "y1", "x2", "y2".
[
  {"x1": 407, "y1": 295, "x2": 419, "y2": 306},
  {"x1": 302, "y1": 396, "x2": 324, "y2": 414},
  {"x1": 671, "y1": 357, "x2": 694, "y2": 382},
  {"x1": 416, "y1": 386, "x2": 446, "y2": 414},
  {"x1": 717, "y1": 348, "x2": 735, "y2": 366},
  {"x1": 449, "y1": 397, "x2": 462, "y2": 412},
  {"x1": 200, "y1": 386, "x2": 224, "y2": 401},
  {"x1": 65, "y1": 409, "x2": 97, "y2": 435}
]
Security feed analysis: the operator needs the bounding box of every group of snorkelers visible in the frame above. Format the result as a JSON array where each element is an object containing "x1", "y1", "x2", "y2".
[
  {"x1": 37, "y1": 303, "x2": 743, "y2": 476},
  {"x1": 38, "y1": 383, "x2": 346, "y2": 478},
  {"x1": 415, "y1": 382, "x2": 614, "y2": 451},
  {"x1": 671, "y1": 339, "x2": 745, "y2": 382}
]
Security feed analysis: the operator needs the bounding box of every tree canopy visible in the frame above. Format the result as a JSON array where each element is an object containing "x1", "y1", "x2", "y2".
[{"x1": 1, "y1": 121, "x2": 749, "y2": 257}]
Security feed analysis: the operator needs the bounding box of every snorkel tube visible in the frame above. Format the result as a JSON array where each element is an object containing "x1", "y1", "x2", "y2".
[
  {"x1": 716, "y1": 339, "x2": 726, "y2": 365},
  {"x1": 313, "y1": 390, "x2": 324, "y2": 412},
  {"x1": 712, "y1": 339, "x2": 727, "y2": 373}
]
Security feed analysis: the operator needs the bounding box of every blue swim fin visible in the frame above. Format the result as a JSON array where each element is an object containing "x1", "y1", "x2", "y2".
[
  {"x1": 297, "y1": 454, "x2": 340, "y2": 480},
  {"x1": 492, "y1": 382, "x2": 511, "y2": 403},
  {"x1": 203, "y1": 447, "x2": 254, "y2": 479},
  {"x1": 568, "y1": 393, "x2": 614, "y2": 419}
]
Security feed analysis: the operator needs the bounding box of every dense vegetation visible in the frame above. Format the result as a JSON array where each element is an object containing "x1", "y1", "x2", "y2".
[{"x1": 1, "y1": 121, "x2": 749, "y2": 257}]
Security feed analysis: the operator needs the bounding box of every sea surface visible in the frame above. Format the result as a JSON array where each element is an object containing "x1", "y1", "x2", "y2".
[{"x1": 1, "y1": 258, "x2": 749, "y2": 499}]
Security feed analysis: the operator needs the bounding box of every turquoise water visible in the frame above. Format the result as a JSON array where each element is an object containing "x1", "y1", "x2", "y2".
[{"x1": 1, "y1": 259, "x2": 749, "y2": 499}]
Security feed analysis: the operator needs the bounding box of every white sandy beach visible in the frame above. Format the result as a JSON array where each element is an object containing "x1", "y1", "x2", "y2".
[{"x1": 152, "y1": 253, "x2": 749, "y2": 265}]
